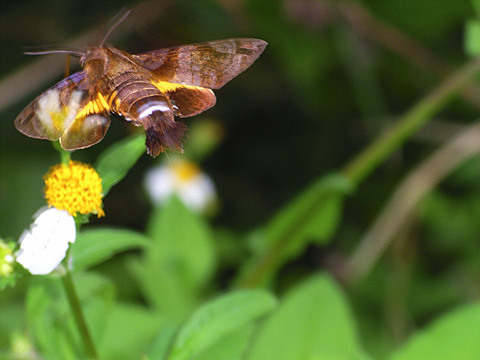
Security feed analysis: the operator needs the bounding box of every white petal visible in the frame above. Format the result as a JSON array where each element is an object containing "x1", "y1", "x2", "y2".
[
  {"x1": 144, "y1": 166, "x2": 176, "y2": 204},
  {"x1": 144, "y1": 161, "x2": 217, "y2": 213},
  {"x1": 179, "y1": 174, "x2": 216, "y2": 211},
  {"x1": 16, "y1": 207, "x2": 76, "y2": 275}
]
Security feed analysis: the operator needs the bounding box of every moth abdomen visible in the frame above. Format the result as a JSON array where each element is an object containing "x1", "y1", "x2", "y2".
[{"x1": 111, "y1": 79, "x2": 186, "y2": 156}]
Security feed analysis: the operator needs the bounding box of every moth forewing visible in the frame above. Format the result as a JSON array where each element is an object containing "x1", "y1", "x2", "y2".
[
  {"x1": 15, "y1": 71, "x2": 89, "y2": 140},
  {"x1": 133, "y1": 38, "x2": 268, "y2": 89}
]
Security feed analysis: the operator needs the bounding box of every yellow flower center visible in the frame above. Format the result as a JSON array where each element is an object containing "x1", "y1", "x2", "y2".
[
  {"x1": 172, "y1": 161, "x2": 200, "y2": 182},
  {"x1": 44, "y1": 161, "x2": 105, "y2": 217}
]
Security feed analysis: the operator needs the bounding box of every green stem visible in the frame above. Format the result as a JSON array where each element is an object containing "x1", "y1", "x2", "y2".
[
  {"x1": 343, "y1": 57, "x2": 480, "y2": 184},
  {"x1": 60, "y1": 150, "x2": 72, "y2": 165},
  {"x1": 62, "y1": 256, "x2": 99, "y2": 359},
  {"x1": 240, "y1": 57, "x2": 480, "y2": 288},
  {"x1": 60, "y1": 151, "x2": 71, "y2": 165},
  {"x1": 51, "y1": 141, "x2": 71, "y2": 164}
]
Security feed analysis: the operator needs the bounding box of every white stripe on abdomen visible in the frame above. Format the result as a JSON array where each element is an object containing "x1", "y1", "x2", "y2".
[{"x1": 138, "y1": 102, "x2": 172, "y2": 119}]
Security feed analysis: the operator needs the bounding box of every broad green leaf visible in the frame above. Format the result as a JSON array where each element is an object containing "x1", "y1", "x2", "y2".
[
  {"x1": 389, "y1": 302, "x2": 480, "y2": 360},
  {"x1": 167, "y1": 290, "x2": 277, "y2": 360},
  {"x1": 73, "y1": 272, "x2": 116, "y2": 341},
  {"x1": 247, "y1": 274, "x2": 371, "y2": 360},
  {"x1": 195, "y1": 325, "x2": 255, "y2": 360},
  {"x1": 73, "y1": 228, "x2": 149, "y2": 271},
  {"x1": 131, "y1": 196, "x2": 216, "y2": 316},
  {"x1": 98, "y1": 303, "x2": 165, "y2": 360},
  {"x1": 239, "y1": 174, "x2": 352, "y2": 286},
  {"x1": 147, "y1": 323, "x2": 180, "y2": 360},
  {"x1": 25, "y1": 277, "x2": 81, "y2": 360},
  {"x1": 95, "y1": 132, "x2": 146, "y2": 196},
  {"x1": 264, "y1": 173, "x2": 352, "y2": 255},
  {"x1": 25, "y1": 273, "x2": 114, "y2": 360}
]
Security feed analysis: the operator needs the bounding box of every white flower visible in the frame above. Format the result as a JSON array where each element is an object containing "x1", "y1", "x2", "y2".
[
  {"x1": 16, "y1": 207, "x2": 76, "y2": 275},
  {"x1": 144, "y1": 159, "x2": 217, "y2": 213}
]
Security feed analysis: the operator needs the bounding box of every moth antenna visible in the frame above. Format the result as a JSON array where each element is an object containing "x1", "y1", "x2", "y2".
[
  {"x1": 23, "y1": 45, "x2": 84, "y2": 57},
  {"x1": 100, "y1": 8, "x2": 132, "y2": 47}
]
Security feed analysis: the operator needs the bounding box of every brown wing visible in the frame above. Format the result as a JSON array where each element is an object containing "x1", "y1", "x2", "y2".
[
  {"x1": 149, "y1": 80, "x2": 217, "y2": 118},
  {"x1": 133, "y1": 38, "x2": 267, "y2": 90},
  {"x1": 15, "y1": 71, "x2": 111, "y2": 150}
]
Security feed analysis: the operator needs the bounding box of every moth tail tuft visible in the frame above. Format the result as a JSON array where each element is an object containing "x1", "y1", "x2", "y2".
[{"x1": 145, "y1": 121, "x2": 188, "y2": 157}]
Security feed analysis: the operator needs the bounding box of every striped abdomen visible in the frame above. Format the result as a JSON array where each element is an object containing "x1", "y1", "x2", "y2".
[{"x1": 110, "y1": 77, "x2": 187, "y2": 157}]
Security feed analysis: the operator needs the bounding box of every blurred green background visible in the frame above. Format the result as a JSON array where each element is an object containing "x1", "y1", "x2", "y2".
[{"x1": 2, "y1": 0, "x2": 480, "y2": 358}]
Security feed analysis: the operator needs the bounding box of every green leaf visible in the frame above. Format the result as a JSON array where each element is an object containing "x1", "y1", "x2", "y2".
[
  {"x1": 95, "y1": 132, "x2": 146, "y2": 196},
  {"x1": 239, "y1": 174, "x2": 352, "y2": 286},
  {"x1": 147, "y1": 323, "x2": 180, "y2": 360},
  {"x1": 389, "y1": 302, "x2": 480, "y2": 360},
  {"x1": 73, "y1": 272, "x2": 116, "y2": 341},
  {"x1": 167, "y1": 289, "x2": 276, "y2": 360},
  {"x1": 195, "y1": 325, "x2": 255, "y2": 360},
  {"x1": 131, "y1": 196, "x2": 216, "y2": 316},
  {"x1": 73, "y1": 228, "x2": 149, "y2": 271},
  {"x1": 98, "y1": 303, "x2": 165, "y2": 360},
  {"x1": 465, "y1": 20, "x2": 480, "y2": 57},
  {"x1": 247, "y1": 274, "x2": 371, "y2": 360},
  {"x1": 25, "y1": 278, "x2": 80, "y2": 360},
  {"x1": 25, "y1": 273, "x2": 115, "y2": 360},
  {"x1": 264, "y1": 173, "x2": 352, "y2": 255}
]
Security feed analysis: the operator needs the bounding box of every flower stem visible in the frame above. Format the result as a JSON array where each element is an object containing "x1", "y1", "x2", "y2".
[
  {"x1": 62, "y1": 265, "x2": 99, "y2": 359},
  {"x1": 60, "y1": 149, "x2": 71, "y2": 165},
  {"x1": 52, "y1": 142, "x2": 71, "y2": 164}
]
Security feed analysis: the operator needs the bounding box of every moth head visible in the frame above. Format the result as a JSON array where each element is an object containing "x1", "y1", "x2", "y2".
[
  {"x1": 79, "y1": 8, "x2": 132, "y2": 77},
  {"x1": 80, "y1": 47, "x2": 109, "y2": 80}
]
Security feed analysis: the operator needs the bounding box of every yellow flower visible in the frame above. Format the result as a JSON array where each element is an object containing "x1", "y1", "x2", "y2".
[{"x1": 44, "y1": 161, "x2": 105, "y2": 217}]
